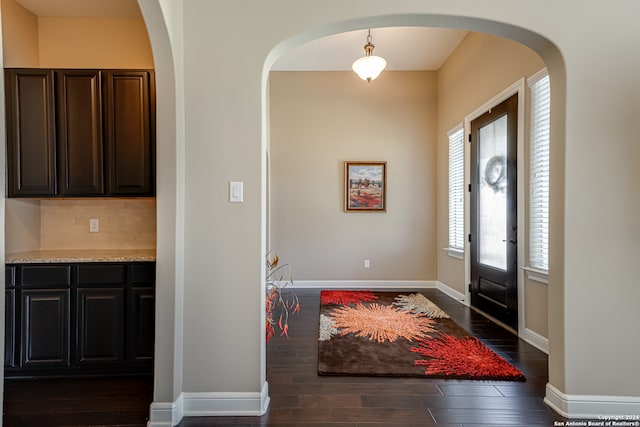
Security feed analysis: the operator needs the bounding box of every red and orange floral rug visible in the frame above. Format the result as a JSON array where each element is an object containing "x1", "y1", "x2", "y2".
[{"x1": 318, "y1": 290, "x2": 525, "y2": 381}]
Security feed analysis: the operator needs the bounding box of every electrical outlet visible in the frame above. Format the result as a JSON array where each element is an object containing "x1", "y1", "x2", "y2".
[
  {"x1": 89, "y1": 218, "x2": 99, "y2": 233},
  {"x1": 364, "y1": 259, "x2": 370, "y2": 269}
]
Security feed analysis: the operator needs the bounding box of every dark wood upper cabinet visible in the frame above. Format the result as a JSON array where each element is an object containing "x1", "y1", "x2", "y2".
[
  {"x1": 5, "y1": 69, "x2": 57, "y2": 197},
  {"x1": 4, "y1": 68, "x2": 155, "y2": 198},
  {"x1": 56, "y1": 70, "x2": 104, "y2": 196},
  {"x1": 104, "y1": 70, "x2": 155, "y2": 196}
]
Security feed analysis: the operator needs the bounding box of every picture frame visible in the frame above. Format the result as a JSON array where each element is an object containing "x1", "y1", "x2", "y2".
[{"x1": 344, "y1": 161, "x2": 387, "y2": 212}]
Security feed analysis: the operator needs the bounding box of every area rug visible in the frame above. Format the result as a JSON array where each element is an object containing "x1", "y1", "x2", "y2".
[{"x1": 318, "y1": 290, "x2": 525, "y2": 381}]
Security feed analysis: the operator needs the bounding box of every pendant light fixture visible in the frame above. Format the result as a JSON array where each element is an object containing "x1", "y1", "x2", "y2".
[{"x1": 352, "y1": 29, "x2": 387, "y2": 82}]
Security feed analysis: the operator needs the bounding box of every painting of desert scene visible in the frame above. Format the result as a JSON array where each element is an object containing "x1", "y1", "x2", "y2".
[{"x1": 346, "y1": 162, "x2": 386, "y2": 211}]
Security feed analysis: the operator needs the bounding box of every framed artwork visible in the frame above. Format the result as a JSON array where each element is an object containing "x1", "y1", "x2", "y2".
[{"x1": 344, "y1": 161, "x2": 387, "y2": 212}]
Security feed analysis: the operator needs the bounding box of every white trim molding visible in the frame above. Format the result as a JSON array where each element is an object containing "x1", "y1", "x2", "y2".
[
  {"x1": 520, "y1": 327, "x2": 549, "y2": 354},
  {"x1": 443, "y1": 247, "x2": 464, "y2": 259},
  {"x1": 435, "y1": 281, "x2": 467, "y2": 305},
  {"x1": 148, "y1": 383, "x2": 269, "y2": 426},
  {"x1": 291, "y1": 280, "x2": 437, "y2": 289},
  {"x1": 148, "y1": 394, "x2": 184, "y2": 427},
  {"x1": 521, "y1": 266, "x2": 549, "y2": 284},
  {"x1": 294, "y1": 279, "x2": 467, "y2": 303},
  {"x1": 545, "y1": 383, "x2": 640, "y2": 419}
]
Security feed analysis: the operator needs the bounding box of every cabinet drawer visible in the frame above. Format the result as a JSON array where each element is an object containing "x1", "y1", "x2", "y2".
[
  {"x1": 21, "y1": 265, "x2": 71, "y2": 287},
  {"x1": 76, "y1": 264, "x2": 126, "y2": 285},
  {"x1": 131, "y1": 263, "x2": 155, "y2": 285}
]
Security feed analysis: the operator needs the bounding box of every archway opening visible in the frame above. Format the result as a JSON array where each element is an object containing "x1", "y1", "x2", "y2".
[{"x1": 263, "y1": 14, "x2": 564, "y2": 415}]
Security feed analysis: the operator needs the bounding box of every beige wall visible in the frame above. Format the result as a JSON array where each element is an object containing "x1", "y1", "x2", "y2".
[
  {"x1": 4, "y1": 199, "x2": 40, "y2": 253},
  {"x1": 269, "y1": 71, "x2": 437, "y2": 281},
  {"x1": 525, "y1": 279, "x2": 548, "y2": 337},
  {"x1": 38, "y1": 17, "x2": 153, "y2": 69},
  {"x1": 0, "y1": 0, "x2": 38, "y2": 66},
  {"x1": 1, "y1": 0, "x2": 152, "y2": 69}
]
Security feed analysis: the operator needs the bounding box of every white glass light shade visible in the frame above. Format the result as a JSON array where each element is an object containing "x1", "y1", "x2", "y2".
[{"x1": 352, "y1": 55, "x2": 387, "y2": 82}]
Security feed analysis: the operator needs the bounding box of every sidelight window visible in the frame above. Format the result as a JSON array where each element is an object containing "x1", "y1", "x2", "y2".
[
  {"x1": 528, "y1": 70, "x2": 550, "y2": 273},
  {"x1": 448, "y1": 125, "x2": 465, "y2": 257}
]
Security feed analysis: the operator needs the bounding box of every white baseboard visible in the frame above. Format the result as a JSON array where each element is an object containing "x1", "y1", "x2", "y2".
[
  {"x1": 521, "y1": 327, "x2": 549, "y2": 354},
  {"x1": 545, "y1": 383, "x2": 640, "y2": 419},
  {"x1": 435, "y1": 281, "x2": 467, "y2": 304},
  {"x1": 148, "y1": 383, "x2": 269, "y2": 426},
  {"x1": 435, "y1": 281, "x2": 549, "y2": 354},
  {"x1": 292, "y1": 280, "x2": 468, "y2": 304},
  {"x1": 147, "y1": 394, "x2": 183, "y2": 427},
  {"x1": 292, "y1": 280, "x2": 438, "y2": 289}
]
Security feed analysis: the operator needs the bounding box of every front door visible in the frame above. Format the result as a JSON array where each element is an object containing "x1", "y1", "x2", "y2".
[{"x1": 470, "y1": 94, "x2": 518, "y2": 330}]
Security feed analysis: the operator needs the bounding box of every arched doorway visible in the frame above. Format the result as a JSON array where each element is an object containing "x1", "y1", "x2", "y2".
[
  {"x1": 260, "y1": 13, "x2": 564, "y2": 422},
  {"x1": 134, "y1": 7, "x2": 567, "y2": 424}
]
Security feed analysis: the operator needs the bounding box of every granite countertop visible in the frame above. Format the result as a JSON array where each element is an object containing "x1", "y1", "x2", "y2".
[{"x1": 6, "y1": 249, "x2": 156, "y2": 264}]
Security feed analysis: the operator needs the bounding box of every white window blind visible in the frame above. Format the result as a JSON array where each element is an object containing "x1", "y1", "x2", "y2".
[
  {"x1": 529, "y1": 72, "x2": 550, "y2": 271},
  {"x1": 448, "y1": 126, "x2": 465, "y2": 253}
]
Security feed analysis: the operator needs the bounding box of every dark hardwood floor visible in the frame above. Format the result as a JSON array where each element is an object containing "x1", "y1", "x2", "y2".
[
  {"x1": 3, "y1": 375, "x2": 153, "y2": 426},
  {"x1": 180, "y1": 288, "x2": 566, "y2": 426},
  {"x1": 3, "y1": 288, "x2": 566, "y2": 426}
]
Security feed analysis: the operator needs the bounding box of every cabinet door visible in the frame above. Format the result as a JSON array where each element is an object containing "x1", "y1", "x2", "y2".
[
  {"x1": 76, "y1": 287, "x2": 125, "y2": 366},
  {"x1": 128, "y1": 287, "x2": 155, "y2": 365},
  {"x1": 56, "y1": 70, "x2": 104, "y2": 196},
  {"x1": 103, "y1": 70, "x2": 155, "y2": 196},
  {"x1": 5, "y1": 289, "x2": 16, "y2": 368},
  {"x1": 6, "y1": 267, "x2": 16, "y2": 367},
  {"x1": 5, "y1": 69, "x2": 57, "y2": 197},
  {"x1": 20, "y1": 289, "x2": 70, "y2": 368}
]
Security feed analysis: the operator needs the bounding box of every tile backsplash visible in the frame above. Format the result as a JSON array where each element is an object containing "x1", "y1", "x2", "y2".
[{"x1": 39, "y1": 199, "x2": 156, "y2": 250}]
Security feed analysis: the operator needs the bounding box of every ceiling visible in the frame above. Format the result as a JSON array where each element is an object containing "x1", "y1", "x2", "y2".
[
  {"x1": 15, "y1": 0, "x2": 469, "y2": 71},
  {"x1": 273, "y1": 27, "x2": 468, "y2": 71},
  {"x1": 15, "y1": 0, "x2": 142, "y2": 18}
]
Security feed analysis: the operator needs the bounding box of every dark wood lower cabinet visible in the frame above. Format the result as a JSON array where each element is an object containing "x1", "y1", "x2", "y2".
[
  {"x1": 20, "y1": 289, "x2": 70, "y2": 369},
  {"x1": 128, "y1": 286, "x2": 155, "y2": 364},
  {"x1": 76, "y1": 287, "x2": 125, "y2": 366},
  {"x1": 5, "y1": 289, "x2": 16, "y2": 368},
  {"x1": 4, "y1": 262, "x2": 155, "y2": 378}
]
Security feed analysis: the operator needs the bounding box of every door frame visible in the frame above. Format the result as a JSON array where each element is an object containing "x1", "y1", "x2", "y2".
[{"x1": 463, "y1": 78, "x2": 526, "y2": 334}]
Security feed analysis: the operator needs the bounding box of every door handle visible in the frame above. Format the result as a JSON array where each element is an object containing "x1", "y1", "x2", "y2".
[{"x1": 509, "y1": 239, "x2": 517, "y2": 245}]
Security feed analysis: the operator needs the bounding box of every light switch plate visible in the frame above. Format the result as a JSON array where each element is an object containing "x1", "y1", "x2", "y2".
[
  {"x1": 229, "y1": 181, "x2": 244, "y2": 203},
  {"x1": 89, "y1": 218, "x2": 99, "y2": 233}
]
